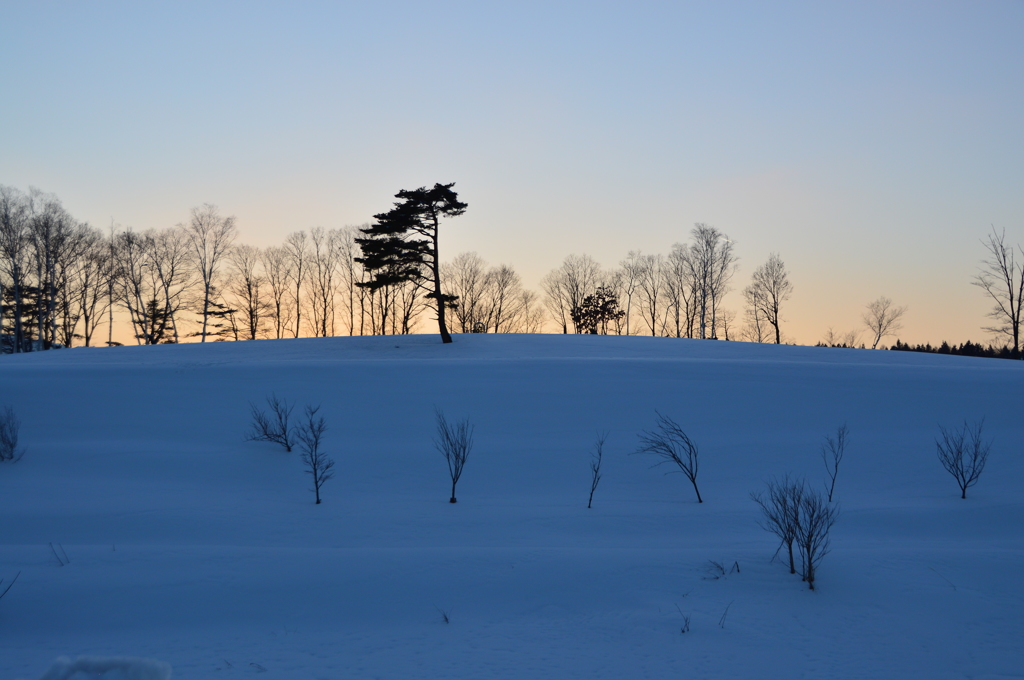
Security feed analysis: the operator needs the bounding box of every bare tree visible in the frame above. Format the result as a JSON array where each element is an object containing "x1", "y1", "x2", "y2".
[
  {"x1": 821, "y1": 327, "x2": 861, "y2": 348},
  {"x1": 688, "y1": 224, "x2": 736, "y2": 340},
  {"x1": 0, "y1": 186, "x2": 31, "y2": 352},
  {"x1": 297, "y1": 405, "x2": 333, "y2": 504},
  {"x1": 70, "y1": 228, "x2": 114, "y2": 347},
  {"x1": 863, "y1": 296, "x2": 907, "y2": 349},
  {"x1": 261, "y1": 245, "x2": 294, "y2": 339},
  {"x1": 821, "y1": 424, "x2": 848, "y2": 502},
  {"x1": 113, "y1": 230, "x2": 166, "y2": 345},
  {"x1": 443, "y1": 251, "x2": 490, "y2": 332},
  {"x1": 741, "y1": 284, "x2": 772, "y2": 343},
  {"x1": 184, "y1": 204, "x2": 236, "y2": 342},
  {"x1": 307, "y1": 227, "x2": 340, "y2": 337},
  {"x1": 542, "y1": 254, "x2": 602, "y2": 334},
  {"x1": 936, "y1": 420, "x2": 991, "y2": 499},
  {"x1": 246, "y1": 394, "x2": 296, "y2": 451},
  {"x1": 283, "y1": 231, "x2": 309, "y2": 338},
  {"x1": 148, "y1": 226, "x2": 194, "y2": 343},
  {"x1": 485, "y1": 264, "x2": 527, "y2": 333},
  {"x1": 973, "y1": 227, "x2": 1023, "y2": 356},
  {"x1": 0, "y1": 406, "x2": 23, "y2": 462},
  {"x1": 635, "y1": 253, "x2": 667, "y2": 336},
  {"x1": 664, "y1": 244, "x2": 697, "y2": 338},
  {"x1": 751, "y1": 476, "x2": 805, "y2": 574},
  {"x1": 618, "y1": 251, "x2": 646, "y2": 335},
  {"x1": 634, "y1": 412, "x2": 703, "y2": 503},
  {"x1": 435, "y1": 409, "x2": 474, "y2": 503},
  {"x1": 744, "y1": 253, "x2": 792, "y2": 344},
  {"x1": 229, "y1": 244, "x2": 269, "y2": 340},
  {"x1": 587, "y1": 432, "x2": 606, "y2": 509},
  {"x1": 795, "y1": 487, "x2": 838, "y2": 590},
  {"x1": 334, "y1": 225, "x2": 363, "y2": 336}
]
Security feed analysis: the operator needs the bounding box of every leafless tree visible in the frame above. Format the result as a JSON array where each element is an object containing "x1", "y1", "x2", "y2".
[
  {"x1": 863, "y1": 296, "x2": 906, "y2": 349},
  {"x1": 821, "y1": 327, "x2": 861, "y2": 348},
  {"x1": 113, "y1": 230, "x2": 164, "y2": 344},
  {"x1": 542, "y1": 254, "x2": 602, "y2": 334},
  {"x1": 821, "y1": 424, "x2": 848, "y2": 502},
  {"x1": 618, "y1": 251, "x2": 647, "y2": 335},
  {"x1": 229, "y1": 244, "x2": 269, "y2": 340},
  {"x1": 634, "y1": 412, "x2": 703, "y2": 503},
  {"x1": 936, "y1": 420, "x2": 991, "y2": 499},
  {"x1": 297, "y1": 405, "x2": 333, "y2": 504},
  {"x1": 588, "y1": 432, "x2": 606, "y2": 509},
  {"x1": 261, "y1": 245, "x2": 294, "y2": 339},
  {"x1": 0, "y1": 186, "x2": 32, "y2": 352},
  {"x1": 751, "y1": 476, "x2": 805, "y2": 574},
  {"x1": 148, "y1": 226, "x2": 194, "y2": 343},
  {"x1": 334, "y1": 225, "x2": 364, "y2": 335},
  {"x1": 184, "y1": 204, "x2": 236, "y2": 342},
  {"x1": 283, "y1": 230, "x2": 309, "y2": 337},
  {"x1": 795, "y1": 487, "x2": 838, "y2": 590},
  {"x1": 635, "y1": 253, "x2": 667, "y2": 336},
  {"x1": 443, "y1": 251, "x2": 490, "y2": 332},
  {"x1": 741, "y1": 284, "x2": 772, "y2": 343},
  {"x1": 307, "y1": 227, "x2": 340, "y2": 337},
  {"x1": 688, "y1": 224, "x2": 736, "y2": 340},
  {"x1": 744, "y1": 253, "x2": 792, "y2": 344},
  {"x1": 664, "y1": 244, "x2": 697, "y2": 338},
  {"x1": 0, "y1": 406, "x2": 23, "y2": 462},
  {"x1": 435, "y1": 409, "x2": 474, "y2": 503},
  {"x1": 246, "y1": 394, "x2": 296, "y2": 451},
  {"x1": 973, "y1": 227, "x2": 1023, "y2": 355},
  {"x1": 70, "y1": 228, "x2": 115, "y2": 347},
  {"x1": 27, "y1": 189, "x2": 83, "y2": 350},
  {"x1": 485, "y1": 264, "x2": 528, "y2": 333}
]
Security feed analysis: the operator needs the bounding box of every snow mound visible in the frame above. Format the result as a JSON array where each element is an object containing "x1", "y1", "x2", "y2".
[{"x1": 36, "y1": 656, "x2": 171, "y2": 680}]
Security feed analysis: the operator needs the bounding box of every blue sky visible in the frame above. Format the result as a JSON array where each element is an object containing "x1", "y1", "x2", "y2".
[{"x1": 2, "y1": 1, "x2": 1022, "y2": 343}]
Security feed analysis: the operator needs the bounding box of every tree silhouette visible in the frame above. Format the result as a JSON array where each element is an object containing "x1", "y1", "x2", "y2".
[{"x1": 356, "y1": 183, "x2": 467, "y2": 344}]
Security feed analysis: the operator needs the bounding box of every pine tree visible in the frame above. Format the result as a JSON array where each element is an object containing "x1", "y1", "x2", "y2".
[{"x1": 355, "y1": 183, "x2": 467, "y2": 344}]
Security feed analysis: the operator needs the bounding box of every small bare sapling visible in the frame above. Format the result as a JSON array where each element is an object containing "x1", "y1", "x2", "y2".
[
  {"x1": 795, "y1": 487, "x2": 838, "y2": 590},
  {"x1": 821, "y1": 424, "x2": 847, "y2": 502},
  {"x1": 435, "y1": 409, "x2": 474, "y2": 503},
  {"x1": 0, "y1": 571, "x2": 20, "y2": 601},
  {"x1": 0, "y1": 406, "x2": 23, "y2": 462},
  {"x1": 297, "y1": 405, "x2": 334, "y2": 504},
  {"x1": 936, "y1": 420, "x2": 991, "y2": 499},
  {"x1": 751, "y1": 476, "x2": 805, "y2": 574},
  {"x1": 588, "y1": 432, "x2": 606, "y2": 509},
  {"x1": 246, "y1": 394, "x2": 295, "y2": 451},
  {"x1": 634, "y1": 412, "x2": 702, "y2": 503}
]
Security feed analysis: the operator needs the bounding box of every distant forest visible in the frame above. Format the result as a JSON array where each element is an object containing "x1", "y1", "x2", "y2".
[{"x1": 1, "y1": 184, "x2": 1021, "y2": 359}]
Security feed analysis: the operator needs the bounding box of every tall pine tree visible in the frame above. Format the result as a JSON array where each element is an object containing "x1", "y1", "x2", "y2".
[{"x1": 356, "y1": 183, "x2": 467, "y2": 343}]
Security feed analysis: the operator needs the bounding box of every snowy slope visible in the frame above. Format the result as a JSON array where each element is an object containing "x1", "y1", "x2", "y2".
[{"x1": 1, "y1": 335, "x2": 1021, "y2": 679}]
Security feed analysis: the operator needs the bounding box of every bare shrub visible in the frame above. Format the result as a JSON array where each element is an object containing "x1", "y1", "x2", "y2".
[
  {"x1": 0, "y1": 406, "x2": 22, "y2": 462},
  {"x1": 435, "y1": 409, "x2": 474, "y2": 503},
  {"x1": 634, "y1": 412, "x2": 702, "y2": 503},
  {"x1": 245, "y1": 394, "x2": 295, "y2": 452},
  {"x1": 751, "y1": 476, "x2": 804, "y2": 574},
  {"x1": 587, "y1": 432, "x2": 606, "y2": 509},
  {"x1": 795, "y1": 488, "x2": 838, "y2": 590},
  {"x1": 936, "y1": 420, "x2": 991, "y2": 499},
  {"x1": 297, "y1": 405, "x2": 333, "y2": 504},
  {"x1": 821, "y1": 424, "x2": 848, "y2": 502}
]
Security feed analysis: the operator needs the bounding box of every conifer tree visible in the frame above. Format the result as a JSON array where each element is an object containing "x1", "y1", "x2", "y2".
[{"x1": 356, "y1": 183, "x2": 467, "y2": 343}]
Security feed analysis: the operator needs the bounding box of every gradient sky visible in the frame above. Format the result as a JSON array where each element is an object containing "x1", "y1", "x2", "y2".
[{"x1": 2, "y1": 1, "x2": 1022, "y2": 345}]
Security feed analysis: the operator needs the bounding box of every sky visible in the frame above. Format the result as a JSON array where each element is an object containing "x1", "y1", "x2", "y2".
[{"x1": 1, "y1": 1, "x2": 1022, "y2": 345}]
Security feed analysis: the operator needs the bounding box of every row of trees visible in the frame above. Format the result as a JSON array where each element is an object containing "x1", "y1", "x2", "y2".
[{"x1": 4, "y1": 183, "x2": 1021, "y2": 353}]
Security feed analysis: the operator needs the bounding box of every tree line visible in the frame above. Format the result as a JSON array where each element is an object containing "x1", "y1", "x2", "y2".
[{"x1": 2, "y1": 183, "x2": 1020, "y2": 355}]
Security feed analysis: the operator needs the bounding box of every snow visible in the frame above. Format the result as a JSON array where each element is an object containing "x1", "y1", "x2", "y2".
[{"x1": 1, "y1": 334, "x2": 1022, "y2": 679}]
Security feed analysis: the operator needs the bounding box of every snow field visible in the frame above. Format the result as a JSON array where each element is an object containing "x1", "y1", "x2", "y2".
[{"x1": 1, "y1": 334, "x2": 1022, "y2": 679}]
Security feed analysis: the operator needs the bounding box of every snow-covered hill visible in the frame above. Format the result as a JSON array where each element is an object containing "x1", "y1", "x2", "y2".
[{"x1": 1, "y1": 335, "x2": 1021, "y2": 679}]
